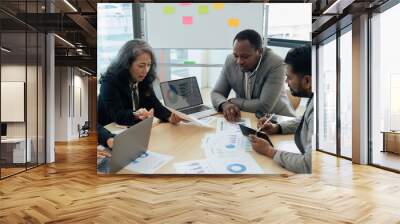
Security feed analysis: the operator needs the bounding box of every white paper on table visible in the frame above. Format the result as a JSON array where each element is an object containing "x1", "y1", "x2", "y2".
[
  {"x1": 197, "y1": 116, "x2": 217, "y2": 125},
  {"x1": 123, "y1": 151, "x2": 173, "y2": 174},
  {"x1": 208, "y1": 153, "x2": 264, "y2": 174},
  {"x1": 111, "y1": 128, "x2": 126, "y2": 135},
  {"x1": 104, "y1": 123, "x2": 129, "y2": 135},
  {"x1": 203, "y1": 132, "x2": 251, "y2": 151},
  {"x1": 201, "y1": 133, "x2": 252, "y2": 159},
  {"x1": 165, "y1": 106, "x2": 212, "y2": 128},
  {"x1": 174, "y1": 159, "x2": 215, "y2": 174},
  {"x1": 216, "y1": 118, "x2": 251, "y2": 134}
]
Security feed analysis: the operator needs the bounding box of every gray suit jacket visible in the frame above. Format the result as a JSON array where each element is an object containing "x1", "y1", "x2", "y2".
[
  {"x1": 211, "y1": 47, "x2": 295, "y2": 116},
  {"x1": 273, "y1": 96, "x2": 313, "y2": 173}
]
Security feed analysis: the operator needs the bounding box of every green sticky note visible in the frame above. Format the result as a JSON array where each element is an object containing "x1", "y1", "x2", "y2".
[
  {"x1": 163, "y1": 6, "x2": 175, "y2": 15},
  {"x1": 198, "y1": 5, "x2": 209, "y2": 15},
  {"x1": 184, "y1": 60, "x2": 196, "y2": 65}
]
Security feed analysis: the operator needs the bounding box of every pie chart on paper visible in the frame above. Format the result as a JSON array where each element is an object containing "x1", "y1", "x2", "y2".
[{"x1": 227, "y1": 163, "x2": 247, "y2": 173}]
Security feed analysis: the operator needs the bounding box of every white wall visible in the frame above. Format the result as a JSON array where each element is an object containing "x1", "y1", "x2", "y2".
[
  {"x1": 1, "y1": 64, "x2": 46, "y2": 164},
  {"x1": 54, "y1": 67, "x2": 89, "y2": 141},
  {"x1": 55, "y1": 66, "x2": 68, "y2": 141},
  {"x1": 1, "y1": 65, "x2": 26, "y2": 138}
]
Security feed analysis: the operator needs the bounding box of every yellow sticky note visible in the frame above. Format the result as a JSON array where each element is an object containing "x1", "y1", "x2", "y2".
[
  {"x1": 163, "y1": 6, "x2": 175, "y2": 15},
  {"x1": 198, "y1": 5, "x2": 209, "y2": 15},
  {"x1": 228, "y1": 18, "x2": 240, "y2": 28},
  {"x1": 212, "y1": 3, "x2": 224, "y2": 10}
]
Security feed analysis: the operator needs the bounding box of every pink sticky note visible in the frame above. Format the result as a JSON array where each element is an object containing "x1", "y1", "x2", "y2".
[
  {"x1": 182, "y1": 16, "x2": 193, "y2": 25},
  {"x1": 179, "y1": 3, "x2": 192, "y2": 6}
]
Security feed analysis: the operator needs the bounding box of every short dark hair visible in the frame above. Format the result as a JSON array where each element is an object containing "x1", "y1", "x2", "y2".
[
  {"x1": 284, "y1": 45, "x2": 311, "y2": 76},
  {"x1": 233, "y1": 29, "x2": 262, "y2": 50}
]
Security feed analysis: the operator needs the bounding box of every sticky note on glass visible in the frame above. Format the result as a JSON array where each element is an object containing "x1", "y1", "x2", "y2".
[
  {"x1": 198, "y1": 5, "x2": 209, "y2": 15},
  {"x1": 212, "y1": 3, "x2": 224, "y2": 10},
  {"x1": 163, "y1": 6, "x2": 175, "y2": 15},
  {"x1": 184, "y1": 60, "x2": 196, "y2": 65},
  {"x1": 228, "y1": 18, "x2": 240, "y2": 28},
  {"x1": 182, "y1": 16, "x2": 193, "y2": 25},
  {"x1": 179, "y1": 3, "x2": 192, "y2": 6}
]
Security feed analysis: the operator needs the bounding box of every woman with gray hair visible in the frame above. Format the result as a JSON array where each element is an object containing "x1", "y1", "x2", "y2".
[{"x1": 98, "y1": 39, "x2": 182, "y2": 126}]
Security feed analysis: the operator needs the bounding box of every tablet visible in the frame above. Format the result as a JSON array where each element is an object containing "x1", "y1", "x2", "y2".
[{"x1": 239, "y1": 124, "x2": 274, "y2": 147}]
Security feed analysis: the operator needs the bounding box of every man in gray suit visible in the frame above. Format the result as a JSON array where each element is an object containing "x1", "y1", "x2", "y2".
[
  {"x1": 249, "y1": 46, "x2": 313, "y2": 173},
  {"x1": 211, "y1": 29, "x2": 294, "y2": 122}
]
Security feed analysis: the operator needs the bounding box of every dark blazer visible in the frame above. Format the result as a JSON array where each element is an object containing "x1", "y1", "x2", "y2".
[
  {"x1": 98, "y1": 71, "x2": 171, "y2": 126},
  {"x1": 211, "y1": 47, "x2": 295, "y2": 116},
  {"x1": 97, "y1": 124, "x2": 115, "y2": 148}
]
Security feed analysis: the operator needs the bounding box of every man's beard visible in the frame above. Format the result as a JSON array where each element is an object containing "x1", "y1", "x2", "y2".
[{"x1": 290, "y1": 87, "x2": 309, "y2": 98}]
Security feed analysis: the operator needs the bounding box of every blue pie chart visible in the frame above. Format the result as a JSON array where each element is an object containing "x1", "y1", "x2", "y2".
[
  {"x1": 225, "y1": 144, "x2": 235, "y2": 149},
  {"x1": 227, "y1": 163, "x2": 247, "y2": 173}
]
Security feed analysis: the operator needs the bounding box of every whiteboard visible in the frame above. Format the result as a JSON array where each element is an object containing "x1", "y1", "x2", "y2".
[
  {"x1": 1, "y1": 82, "x2": 25, "y2": 122},
  {"x1": 145, "y1": 3, "x2": 265, "y2": 49}
]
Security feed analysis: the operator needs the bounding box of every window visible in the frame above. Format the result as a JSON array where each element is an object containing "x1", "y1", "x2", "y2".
[
  {"x1": 97, "y1": 3, "x2": 134, "y2": 94},
  {"x1": 339, "y1": 28, "x2": 352, "y2": 158},
  {"x1": 0, "y1": 1, "x2": 46, "y2": 179},
  {"x1": 266, "y1": 3, "x2": 311, "y2": 41},
  {"x1": 317, "y1": 36, "x2": 337, "y2": 154},
  {"x1": 370, "y1": 3, "x2": 400, "y2": 171}
]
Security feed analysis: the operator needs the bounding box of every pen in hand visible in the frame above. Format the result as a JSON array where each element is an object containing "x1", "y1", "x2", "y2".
[{"x1": 256, "y1": 113, "x2": 275, "y2": 133}]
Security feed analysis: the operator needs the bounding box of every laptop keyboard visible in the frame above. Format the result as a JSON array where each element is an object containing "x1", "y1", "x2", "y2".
[{"x1": 181, "y1": 105, "x2": 211, "y2": 115}]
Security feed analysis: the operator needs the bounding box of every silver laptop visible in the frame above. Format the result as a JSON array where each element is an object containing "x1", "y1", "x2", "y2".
[
  {"x1": 160, "y1": 77, "x2": 217, "y2": 119},
  {"x1": 109, "y1": 117, "x2": 153, "y2": 173}
]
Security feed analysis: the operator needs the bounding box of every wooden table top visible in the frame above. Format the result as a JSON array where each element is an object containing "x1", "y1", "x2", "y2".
[{"x1": 117, "y1": 112, "x2": 295, "y2": 175}]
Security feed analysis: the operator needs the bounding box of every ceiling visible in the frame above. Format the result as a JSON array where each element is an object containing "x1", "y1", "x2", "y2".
[{"x1": 0, "y1": 0, "x2": 391, "y2": 74}]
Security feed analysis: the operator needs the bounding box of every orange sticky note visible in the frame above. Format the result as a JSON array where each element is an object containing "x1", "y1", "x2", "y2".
[
  {"x1": 228, "y1": 18, "x2": 239, "y2": 28},
  {"x1": 182, "y1": 16, "x2": 193, "y2": 25},
  {"x1": 212, "y1": 3, "x2": 224, "y2": 10}
]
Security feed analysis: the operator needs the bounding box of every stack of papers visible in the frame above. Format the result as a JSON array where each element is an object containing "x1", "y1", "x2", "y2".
[
  {"x1": 174, "y1": 154, "x2": 263, "y2": 174},
  {"x1": 174, "y1": 117, "x2": 264, "y2": 174},
  {"x1": 201, "y1": 133, "x2": 251, "y2": 158},
  {"x1": 174, "y1": 160, "x2": 214, "y2": 174}
]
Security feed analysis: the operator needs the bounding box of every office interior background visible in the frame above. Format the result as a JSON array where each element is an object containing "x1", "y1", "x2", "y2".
[
  {"x1": 1, "y1": 0, "x2": 399, "y2": 178},
  {"x1": 0, "y1": 0, "x2": 399, "y2": 223}
]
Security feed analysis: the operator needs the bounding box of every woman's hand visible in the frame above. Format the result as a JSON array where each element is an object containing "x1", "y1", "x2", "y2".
[
  {"x1": 97, "y1": 150, "x2": 111, "y2": 159},
  {"x1": 248, "y1": 134, "x2": 277, "y2": 158},
  {"x1": 168, "y1": 113, "x2": 184, "y2": 125},
  {"x1": 106, "y1": 138, "x2": 114, "y2": 149},
  {"x1": 134, "y1": 108, "x2": 154, "y2": 120}
]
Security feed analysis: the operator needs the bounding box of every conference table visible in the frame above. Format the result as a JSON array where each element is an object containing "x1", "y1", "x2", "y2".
[{"x1": 112, "y1": 112, "x2": 297, "y2": 175}]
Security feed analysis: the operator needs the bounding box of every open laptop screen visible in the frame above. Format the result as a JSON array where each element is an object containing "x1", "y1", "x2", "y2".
[{"x1": 160, "y1": 77, "x2": 203, "y2": 110}]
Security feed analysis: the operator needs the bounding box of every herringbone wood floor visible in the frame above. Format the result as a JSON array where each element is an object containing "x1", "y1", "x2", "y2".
[{"x1": 1, "y1": 135, "x2": 399, "y2": 224}]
